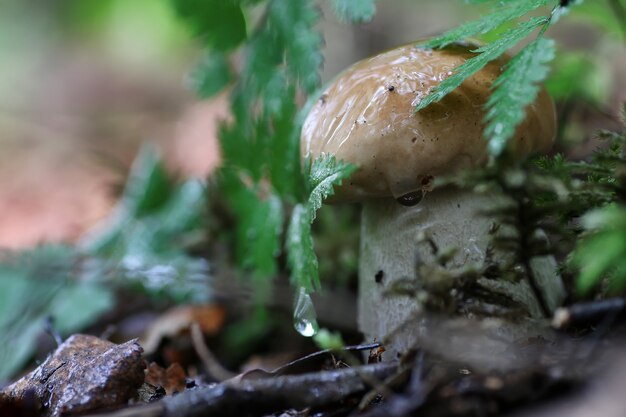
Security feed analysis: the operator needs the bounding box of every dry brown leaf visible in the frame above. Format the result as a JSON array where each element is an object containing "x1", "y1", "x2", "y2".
[
  {"x1": 144, "y1": 362, "x2": 188, "y2": 395},
  {"x1": 141, "y1": 305, "x2": 226, "y2": 354}
]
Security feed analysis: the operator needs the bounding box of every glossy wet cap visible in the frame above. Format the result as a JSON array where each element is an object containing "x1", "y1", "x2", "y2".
[{"x1": 300, "y1": 42, "x2": 556, "y2": 202}]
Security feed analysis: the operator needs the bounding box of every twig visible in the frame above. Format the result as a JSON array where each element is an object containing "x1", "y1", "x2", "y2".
[
  {"x1": 357, "y1": 351, "x2": 426, "y2": 416},
  {"x1": 335, "y1": 346, "x2": 398, "y2": 403},
  {"x1": 87, "y1": 362, "x2": 398, "y2": 417},
  {"x1": 552, "y1": 298, "x2": 626, "y2": 329},
  {"x1": 269, "y1": 342, "x2": 381, "y2": 376},
  {"x1": 190, "y1": 322, "x2": 236, "y2": 382}
]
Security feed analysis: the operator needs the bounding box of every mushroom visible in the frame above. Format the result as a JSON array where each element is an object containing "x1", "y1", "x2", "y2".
[{"x1": 300, "y1": 42, "x2": 565, "y2": 357}]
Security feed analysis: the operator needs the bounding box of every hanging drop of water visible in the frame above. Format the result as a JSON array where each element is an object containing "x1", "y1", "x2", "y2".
[{"x1": 293, "y1": 287, "x2": 319, "y2": 337}]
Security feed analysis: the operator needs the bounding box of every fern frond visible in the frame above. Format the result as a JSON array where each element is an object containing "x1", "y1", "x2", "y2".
[
  {"x1": 287, "y1": 204, "x2": 320, "y2": 291},
  {"x1": 269, "y1": 0, "x2": 323, "y2": 94},
  {"x1": 423, "y1": 0, "x2": 549, "y2": 49},
  {"x1": 307, "y1": 155, "x2": 357, "y2": 222},
  {"x1": 187, "y1": 50, "x2": 232, "y2": 98},
  {"x1": 331, "y1": 0, "x2": 377, "y2": 23},
  {"x1": 415, "y1": 17, "x2": 548, "y2": 113},
  {"x1": 286, "y1": 154, "x2": 355, "y2": 291},
  {"x1": 485, "y1": 36, "x2": 556, "y2": 155}
]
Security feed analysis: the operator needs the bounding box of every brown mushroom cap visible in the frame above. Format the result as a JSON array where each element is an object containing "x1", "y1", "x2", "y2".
[{"x1": 300, "y1": 42, "x2": 556, "y2": 202}]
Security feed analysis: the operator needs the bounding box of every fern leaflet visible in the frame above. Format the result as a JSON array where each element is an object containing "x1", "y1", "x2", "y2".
[
  {"x1": 485, "y1": 36, "x2": 556, "y2": 155},
  {"x1": 415, "y1": 17, "x2": 548, "y2": 112},
  {"x1": 287, "y1": 204, "x2": 320, "y2": 291},
  {"x1": 423, "y1": 0, "x2": 549, "y2": 49},
  {"x1": 307, "y1": 155, "x2": 356, "y2": 222},
  {"x1": 331, "y1": 0, "x2": 377, "y2": 23},
  {"x1": 287, "y1": 154, "x2": 355, "y2": 291}
]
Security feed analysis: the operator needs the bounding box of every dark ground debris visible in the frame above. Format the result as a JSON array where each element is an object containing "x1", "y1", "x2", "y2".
[
  {"x1": 0, "y1": 335, "x2": 144, "y2": 416},
  {"x1": 2, "y1": 302, "x2": 626, "y2": 417}
]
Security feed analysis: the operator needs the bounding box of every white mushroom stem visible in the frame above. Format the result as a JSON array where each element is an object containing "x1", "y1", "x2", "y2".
[{"x1": 358, "y1": 186, "x2": 565, "y2": 357}]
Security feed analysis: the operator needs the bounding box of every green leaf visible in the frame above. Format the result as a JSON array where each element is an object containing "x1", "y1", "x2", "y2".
[
  {"x1": 286, "y1": 154, "x2": 356, "y2": 292},
  {"x1": 307, "y1": 155, "x2": 357, "y2": 222},
  {"x1": 0, "y1": 246, "x2": 114, "y2": 380},
  {"x1": 81, "y1": 145, "x2": 201, "y2": 258},
  {"x1": 247, "y1": 194, "x2": 284, "y2": 278},
  {"x1": 268, "y1": 0, "x2": 323, "y2": 94},
  {"x1": 415, "y1": 17, "x2": 548, "y2": 114},
  {"x1": 171, "y1": 0, "x2": 247, "y2": 51},
  {"x1": 484, "y1": 36, "x2": 555, "y2": 155},
  {"x1": 313, "y1": 328, "x2": 345, "y2": 350},
  {"x1": 222, "y1": 168, "x2": 283, "y2": 280},
  {"x1": 127, "y1": 145, "x2": 173, "y2": 217},
  {"x1": 570, "y1": 1, "x2": 625, "y2": 38},
  {"x1": 575, "y1": 231, "x2": 626, "y2": 293},
  {"x1": 572, "y1": 205, "x2": 626, "y2": 294},
  {"x1": 188, "y1": 49, "x2": 232, "y2": 98},
  {"x1": 268, "y1": 87, "x2": 303, "y2": 199},
  {"x1": 331, "y1": 0, "x2": 377, "y2": 23},
  {"x1": 287, "y1": 204, "x2": 319, "y2": 291},
  {"x1": 79, "y1": 146, "x2": 212, "y2": 302},
  {"x1": 243, "y1": 28, "x2": 284, "y2": 109},
  {"x1": 423, "y1": 0, "x2": 549, "y2": 49},
  {"x1": 546, "y1": 52, "x2": 611, "y2": 105}
]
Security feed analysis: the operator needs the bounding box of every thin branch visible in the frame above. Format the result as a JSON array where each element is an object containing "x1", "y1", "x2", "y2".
[
  {"x1": 552, "y1": 298, "x2": 626, "y2": 329},
  {"x1": 190, "y1": 322, "x2": 236, "y2": 382},
  {"x1": 87, "y1": 362, "x2": 399, "y2": 417}
]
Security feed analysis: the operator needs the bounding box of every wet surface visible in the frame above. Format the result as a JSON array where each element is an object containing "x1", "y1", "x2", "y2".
[
  {"x1": 301, "y1": 42, "x2": 555, "y2": 202},
  {"x1": 0, "y1": 334, "x2": 144, "y2": 416}
]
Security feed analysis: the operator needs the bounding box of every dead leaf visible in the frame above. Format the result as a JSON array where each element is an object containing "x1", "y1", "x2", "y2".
[
  {"x1": 141, "y1": 304, "x2": 226, "y2": 355},
  {"x1": 144, "y1": 362, "x2": 187, "y2": 395}
]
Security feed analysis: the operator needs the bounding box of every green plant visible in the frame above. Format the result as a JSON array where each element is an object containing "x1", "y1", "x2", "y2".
[
  {"x1": 172, "y1": 0, "x2": 363, "y2": 308},
  {"x1": 416, "y1": 0, "x2": 581, "y2": 155},
  {"x1": 0, "y1": 147, "x2": 214, "y2": 380},
  {"x1": 173, "y1": 0, "x2": 626, "y2": 319},
  {"x1": 0, "y1": 246, "x2": 113, "y2": 380},
  {"x1": 568, "y1": 113, "x2": 626, "y2": 294}
]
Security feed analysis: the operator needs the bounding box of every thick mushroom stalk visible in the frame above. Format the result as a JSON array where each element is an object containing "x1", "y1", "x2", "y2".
[
  {"x1": 359, "y1": 188, "x2": 564, "y2": 356},
  {"x1": 300, "y1": 41, "x2": 564, "y2": 359}
]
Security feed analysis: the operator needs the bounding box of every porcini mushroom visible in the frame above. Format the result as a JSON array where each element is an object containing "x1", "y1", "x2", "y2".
[{"x1": 301, "y1": 42, "x2": 565, "y2": 357}]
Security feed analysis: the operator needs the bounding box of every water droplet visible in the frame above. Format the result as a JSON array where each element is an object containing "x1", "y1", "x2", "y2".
[
  {"x1": 293, "y1": 287, "x2": 319, "y2": 337},
  {"x1": 396, "y1": 191, "x2": 423, "y2": 206}
]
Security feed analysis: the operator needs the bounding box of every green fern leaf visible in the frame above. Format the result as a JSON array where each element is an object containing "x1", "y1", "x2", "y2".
[
  {"x1": 423, "y1": 0, "x2": 549, "y2": 49},
  {"x1": 307, "y1": 155, "x2": 357, "y2": 222},
  {"x1": 415, "y1": 17, "x2": 548, "y2": 113},
  {"x1": 269, "y1": 0, "x2": 323, "y2": 94},
  {"x1": 286, "y1": 154, "x2": 355, "y2": 292},
  {"x1": 485, "y1": 36, "x2": 555, "y2": 155},
  {"x1": 172, "y1": 0, "x2": 247, "y2": 51},
  {"x1": 220, "y1": 168, "x2": 283, "y2": 279},
  {"x1": 247, "y1": 194, "x2": 284, "y2": 278},
  {"x1": 573, "y1": 205, "x2": 626, "y2": 293},
  {"x1": 188, "y1": 50, "x2": 232, "y2": 98},
  {"x1": 287, "y1": 204, "x2": 319, "y2": 291},
  {"x1": 332, "y1": 0, "x2": 377, "y2": 23}
]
